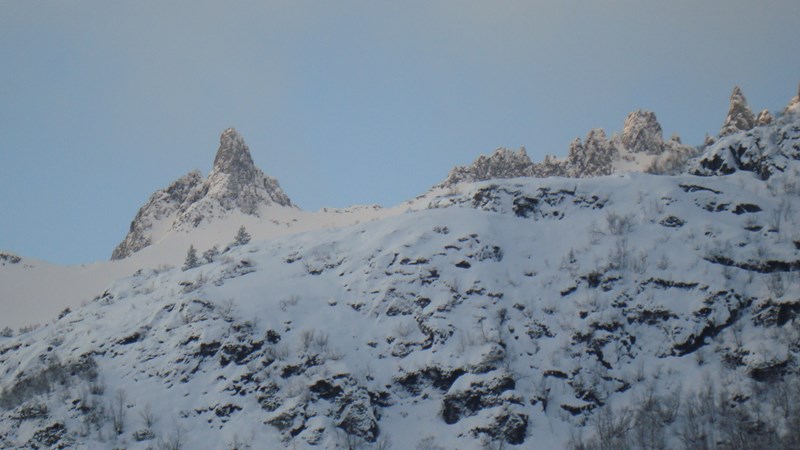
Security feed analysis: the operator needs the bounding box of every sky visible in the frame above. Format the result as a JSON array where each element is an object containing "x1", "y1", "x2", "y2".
[{"x1": 1, "y1": 0, "x2": 799, "y2": 265}]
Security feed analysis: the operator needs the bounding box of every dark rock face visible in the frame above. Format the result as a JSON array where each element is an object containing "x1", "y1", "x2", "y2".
[{"x1": 111, "y1": 128, "x2": 293, "y2": 259}]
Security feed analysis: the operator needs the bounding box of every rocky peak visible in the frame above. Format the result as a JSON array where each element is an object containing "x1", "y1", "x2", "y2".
[
  {"x1": 621, "y1": 110, "x2": 665, "y2": 154},
  {"x1": 202, "y1": 128, "x2": 291, "y2": 216},
  {"x1": 720, "y1": 86, "x2": 755, "y2": 136},
  {"x1": 756, "y1": 109, "x2": 774, "y2": 126},
  {"x1": 111, "y1": 128, "x2": 293, "y2": 260},
  {"x1": 211, "y1": 128, "x2": 256, "y2": 177}
]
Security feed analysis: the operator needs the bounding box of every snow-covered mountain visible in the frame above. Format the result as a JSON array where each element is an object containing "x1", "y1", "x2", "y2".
[
  {"x1": 1, "y1": 85, "x2": 799, "y2": 449},
  {"x1": 0, "y1": 130, "x2": 402, "y2": 330}
]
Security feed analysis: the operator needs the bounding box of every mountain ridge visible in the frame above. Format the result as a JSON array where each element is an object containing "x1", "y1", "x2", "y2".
[{"x1": 438, "y1": 84, "x2": 798, "y2": 188}]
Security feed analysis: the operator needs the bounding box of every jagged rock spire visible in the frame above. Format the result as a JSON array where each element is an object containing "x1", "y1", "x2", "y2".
[
  {"x1": 212, "y1": 128, "x2": 257, "y2": 176},
  {"x1": 202, "y1": 128, "x2": 292, "y2": 215},
  {"x1": 720, "y1": 86, "x2": 755, "y2": 136},
  {"x1": 111, "y1": 128, "x2": 293, "y2": 260},
  {"x1": 621, "y1": 110, "x2": 665, "y2": 154}
]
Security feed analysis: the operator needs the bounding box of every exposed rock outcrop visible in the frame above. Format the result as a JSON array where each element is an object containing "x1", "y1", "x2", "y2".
[
  {"x1": 439, "y1": 148, "x2": 535, "y2": 188},
  {"x1": 112, "y1": 128, "x2": 292, "y2": 260},
  {"x1": 720, "y1": 86, "x2": 756, "y2": 136},
  {"x1": 621, "y1": 110, "x2": 665, "y2": 154},
  {"x1": 756, "y1": 109, "x2": 774, "y2": 126},
  {"x1": 692, "y1": 86, "x2": 800, "y2": 179},
  {"x1": 438, "y1": 110, "x2": 690, "y2": 186},
  {"x1": 564, "y1": 128, "x2": 618, "y2": 177}
]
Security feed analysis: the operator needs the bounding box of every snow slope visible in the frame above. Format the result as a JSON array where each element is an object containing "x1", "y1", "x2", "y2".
[
  {"x1": 0, "y1": 204, "x2": 403, "y2": 330},
  {"x1": 1, "y1": 84, "x2": 799, "y2": 449},
  {"x1": 0, "y1": 127, "x2": 404, "y2": 330},
  {"x1": 1, "y1": 166, "x2": 799, "y2": 449}
]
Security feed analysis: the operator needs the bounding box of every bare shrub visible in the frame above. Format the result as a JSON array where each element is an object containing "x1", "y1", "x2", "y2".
[
  {"x1": 592, "y1": 405, "x2": 634, "y2": 449},
  {"x1": 280, "y1": 295, "x2": 300, "y2": 312},
  {"x1": 416, "y1": 435, "x2": 446, "y2": 450},
  {"x1": 299, "y1": 330, "x2": 330, "y2": 354},
  {"x1": 606, "y1": 212, "x2": 635, "y2": 236},
  {"x1": 139, "y1": 403, "x2": 155, "y2": 428},
  {"x1": 217, "y1": 298, "x2": 237, "y2": 322}
]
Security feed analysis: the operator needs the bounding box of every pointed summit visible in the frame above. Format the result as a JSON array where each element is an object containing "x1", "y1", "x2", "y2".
[
  {"x1": 203, "y1": 128, "x2": 292, "y2": 216},
  {"x1": 720, "y1": 86, "x2": 755, "y2": 136},
  {"x1": 621, "y1": 110, "x2": 664, "y2": 154},
  {"x1": 212, "y1": 128, "x2": 257, "y2": 177},
  {"x1": 111, "y1": 128, "x2": 293, "y2": 260}
]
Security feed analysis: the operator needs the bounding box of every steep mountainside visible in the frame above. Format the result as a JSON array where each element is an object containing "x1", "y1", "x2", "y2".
[
  {"x1": 1, "y1": 85, "x2": 799, "y2": 449},
  {"x1": 2, "y1": 124, "x2": 800, "y2": 447}
]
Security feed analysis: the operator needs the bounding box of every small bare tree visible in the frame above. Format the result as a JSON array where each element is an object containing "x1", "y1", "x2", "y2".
[{"x1": 110, "y1": 389, "x2": 127, "y2": 435}]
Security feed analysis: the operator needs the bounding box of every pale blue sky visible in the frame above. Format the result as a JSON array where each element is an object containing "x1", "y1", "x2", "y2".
[{"x1": 1, "y1": 1, "x2": 799, "y2": 264}]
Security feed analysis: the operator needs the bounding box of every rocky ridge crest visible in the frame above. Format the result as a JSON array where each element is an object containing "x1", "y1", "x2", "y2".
[
  {"x1": 438, "y1": 110, "x2": 693, "y2": 187},
  {"x1": 720, "y1": 86, "x2": 756, "y2": 137},
  {"x1": 692, "y1": 88, "x2": 800, "y2": 179}
]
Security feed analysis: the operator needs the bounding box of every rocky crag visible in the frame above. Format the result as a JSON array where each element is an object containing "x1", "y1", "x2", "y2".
[
  {"x1": 112, "y1": 128, "x2": 293, "y2": 260},
  {"x1": 439, "y1": 84, "x2": 798, "y2": 188}
]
